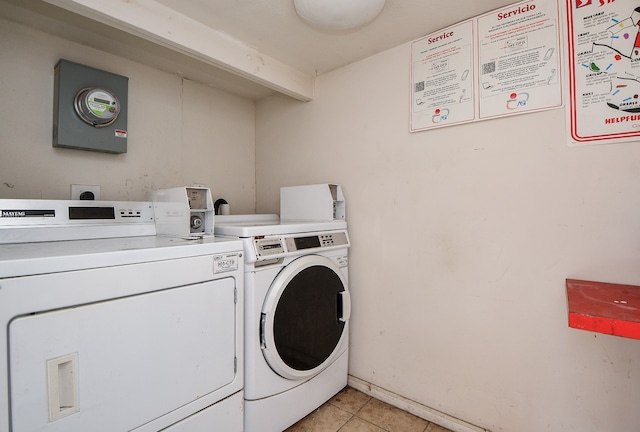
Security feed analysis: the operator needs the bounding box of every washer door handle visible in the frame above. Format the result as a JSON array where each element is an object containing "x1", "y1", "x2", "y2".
[
  {"x1": 339, "y1": 291, "x2": 351, "y2": 322},
  {"x1": 260, "y1": 313, "x2": 268, "y2": 349}
]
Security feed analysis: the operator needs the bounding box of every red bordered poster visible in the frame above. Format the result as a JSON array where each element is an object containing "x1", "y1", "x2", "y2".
[{"x1": 567, "y1": 0, "x2": 640, "y2": 145}]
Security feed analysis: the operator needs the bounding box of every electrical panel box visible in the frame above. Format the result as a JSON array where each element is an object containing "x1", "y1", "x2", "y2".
[
  {"x1": 53, "y1": 59, "x2": 128, "y2": 154},
  {"x1": 148, "y1": 187, "x2": 214, "y2": 239},
  {"x1": 280, "y1": 184, "x2": 345, "y2": 221}
]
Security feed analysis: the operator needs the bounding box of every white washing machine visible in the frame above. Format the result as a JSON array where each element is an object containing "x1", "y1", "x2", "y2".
[
  {"x1": 0, "y1": 199, "x2": 245, "y2": 432},
  {"x1": 215, "y1": 214, "x2": 351, "y2": 432}
]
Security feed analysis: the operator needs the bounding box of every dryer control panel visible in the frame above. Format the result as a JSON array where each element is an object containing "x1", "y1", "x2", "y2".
[{"x1": 0, "y1": 199, "x2": 155, "y2": 244}]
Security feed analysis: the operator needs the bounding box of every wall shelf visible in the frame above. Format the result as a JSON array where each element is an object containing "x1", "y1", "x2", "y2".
[{"x1": 566, "y1": 279, "x2": 640, "y2": 340}]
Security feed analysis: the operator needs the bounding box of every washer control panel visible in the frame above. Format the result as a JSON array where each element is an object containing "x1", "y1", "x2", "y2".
[
  {"x1": 285, "y1": 231, "x2": 349, "y2": 252},
  {"x1": 252, "y1": 230, "x2": 349, "y2": 260}
]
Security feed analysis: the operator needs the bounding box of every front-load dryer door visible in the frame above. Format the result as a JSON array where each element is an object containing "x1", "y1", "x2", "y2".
[{"x1": 260, "y1": 255, "x2": 350, "y2": 380}]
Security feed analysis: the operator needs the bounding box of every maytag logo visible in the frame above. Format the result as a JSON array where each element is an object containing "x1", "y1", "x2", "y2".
[
  {"x1": 0, "y1": 209, "x2": 55, "y2": 218},
  {"x1": 1, "y1": 210, "x2": 26, "y2": 217}
]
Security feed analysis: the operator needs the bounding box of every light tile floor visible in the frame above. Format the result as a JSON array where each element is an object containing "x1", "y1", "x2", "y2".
[{"x1": 285, "y1": 387, "x2": 453, "y2": 432}]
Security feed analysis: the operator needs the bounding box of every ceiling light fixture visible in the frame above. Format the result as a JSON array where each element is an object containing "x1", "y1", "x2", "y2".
[{"x1": 293, "y1": 0, "x2": 386, "y2": 32}]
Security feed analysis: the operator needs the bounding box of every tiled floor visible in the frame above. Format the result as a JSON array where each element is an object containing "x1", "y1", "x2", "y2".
[{"x1": 285, "y1": 387, "x2": 453, "y2": 432}]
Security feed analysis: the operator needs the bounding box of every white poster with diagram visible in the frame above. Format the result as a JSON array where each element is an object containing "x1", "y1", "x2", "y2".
[
  {"x1": 567, "y1": 0, "x2": 640, "y2": 145},
  {"x1": 410, "y1": 21, "x2": 476, "y2": 132},
  {"x1": 477, "y1": 0, "x2": 563, "y2": 119}
]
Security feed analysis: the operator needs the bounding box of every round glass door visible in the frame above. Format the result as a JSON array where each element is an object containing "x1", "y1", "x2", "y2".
[{"x1": 261, "y1": 255, "x2": 350, "y2": 380}]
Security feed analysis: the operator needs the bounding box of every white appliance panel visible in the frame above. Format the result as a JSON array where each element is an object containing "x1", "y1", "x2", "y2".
[
  {"x1": 9, "y1": 278, "x2": 236, "y2": 432},
  {"x1": 244, "y1": 352, "x2": 348, "y2": 432},
  {"x1": 163, "y1": 391, "x2": 244, "y2": 432}
]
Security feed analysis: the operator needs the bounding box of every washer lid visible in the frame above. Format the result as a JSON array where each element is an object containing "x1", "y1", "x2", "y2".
[{"x1": 214, "y1": 214, "x2": 347, "y2": 237}]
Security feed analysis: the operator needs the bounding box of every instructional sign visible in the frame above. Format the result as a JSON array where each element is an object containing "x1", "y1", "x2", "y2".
[
  {"x1": 478, "y1": 0, "x2": 563, "y2": 119},
  {"x1": 567, "y1": 0, "x2": 640, "y2": 145},
  {"x1": 410, "y1": 0, "x2": 562, "y2": 132},
  {"x1": 411, "y1": 21, "x2": 476, "y2": 130}
]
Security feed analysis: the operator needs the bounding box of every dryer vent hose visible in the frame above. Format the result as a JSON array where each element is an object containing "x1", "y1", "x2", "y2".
[{"x1": 214, "y1": 198, "x2": 229, "y2": 215}]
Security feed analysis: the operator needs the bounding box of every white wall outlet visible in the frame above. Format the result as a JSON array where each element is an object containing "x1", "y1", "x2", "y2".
[{"x1": 71, "y1": 184, "x2": 101, "y2": 200}]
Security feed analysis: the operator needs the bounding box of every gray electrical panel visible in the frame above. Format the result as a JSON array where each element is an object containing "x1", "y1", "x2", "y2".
[{"x1": 53, "y1": 59, "x2": 129, "y2": 154}]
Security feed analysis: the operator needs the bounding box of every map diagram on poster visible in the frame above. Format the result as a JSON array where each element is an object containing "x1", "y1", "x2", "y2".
[{"x1": 567, "y1": 0, "x2": 640, "y2": 144}]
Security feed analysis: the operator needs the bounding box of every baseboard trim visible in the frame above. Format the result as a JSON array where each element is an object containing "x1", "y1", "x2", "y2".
[{"x1": 347, "y1": 376, "x2": 489, "y2": 432}]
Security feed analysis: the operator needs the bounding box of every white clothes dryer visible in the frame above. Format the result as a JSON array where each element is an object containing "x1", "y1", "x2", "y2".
[
  {"x1": 0, "y1": 199, "x2": 245, "y2": 432},
  {"x1": 214, "y1": 215, "x2": 351, "y2": 432}
]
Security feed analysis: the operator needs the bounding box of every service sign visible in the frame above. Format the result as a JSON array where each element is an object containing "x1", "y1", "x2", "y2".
[
  {"x1": 477, "y1": 0, "x2": 563, "y2": 119},
  {"x1": 410, "y1": 0, "x2": 562, "y2": 133},
  {"x1": 567, "y1": 0, "x2": 640, "y2": 144},
  {"x1": 411, "y1": 21, "x2": 476, "y2": 131}
]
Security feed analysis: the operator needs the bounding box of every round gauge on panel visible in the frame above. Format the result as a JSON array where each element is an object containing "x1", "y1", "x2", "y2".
[{"x1": 74, "y1": 87, "x2": 120, "y2": 127}]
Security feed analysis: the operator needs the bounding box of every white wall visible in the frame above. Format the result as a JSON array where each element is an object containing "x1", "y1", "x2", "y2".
[
  {"x1": 255, "y1": 43, "x2": 640, "y2": 431},
  {"x1": 0, "y1": 17, "x2": 256, "y2": 211}
]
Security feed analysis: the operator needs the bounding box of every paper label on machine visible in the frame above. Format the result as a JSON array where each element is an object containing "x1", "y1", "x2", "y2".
[{"x1": 213, "y1": 254, "x2": 239, "y2": 273}]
